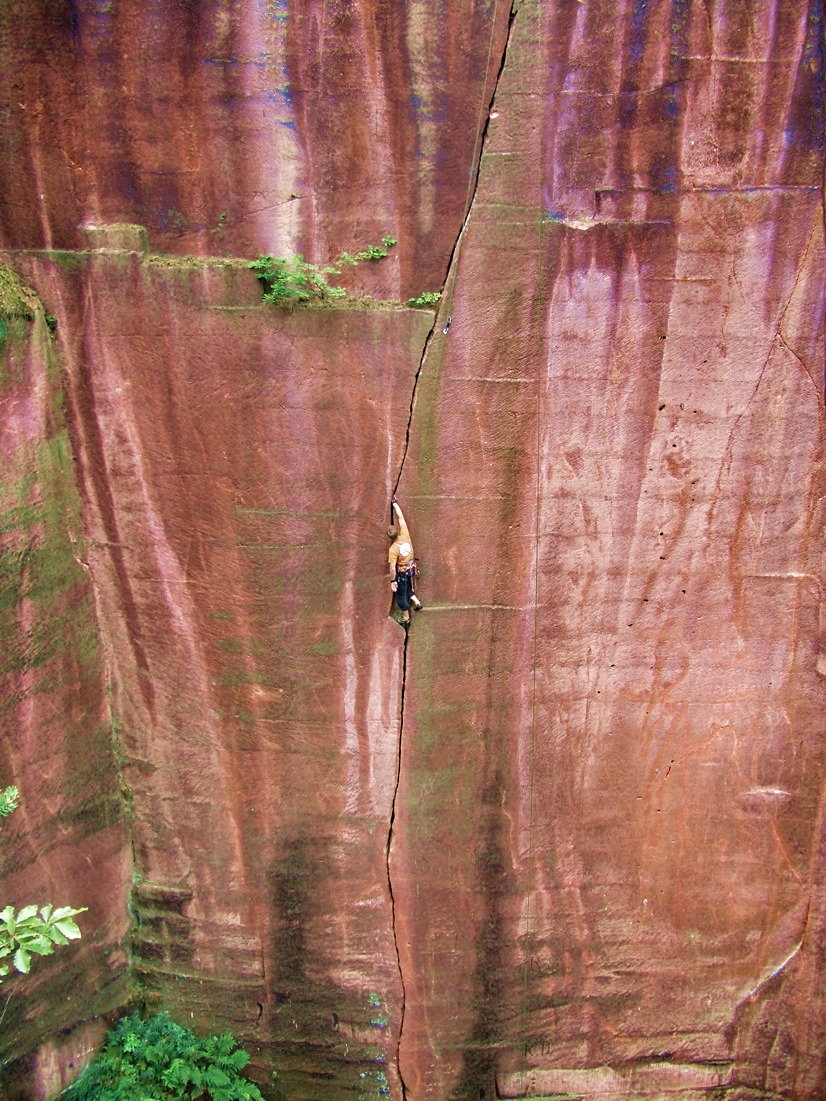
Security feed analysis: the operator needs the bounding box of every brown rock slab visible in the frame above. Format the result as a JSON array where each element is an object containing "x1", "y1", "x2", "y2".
[
  {"x1": 394, "y1": 0, "x2": 825, "y2": 1097},
  {"x1": 0, "y1": 302, "x2": 132, "y2": 1094},
  {"x1": 0, "y1": 1, "x2": 510, "y2": 300},
  {"x1": 3, "y1": 248, "x2": 431, "y2": 1096},
  {"x1": 0, "y1": 0, "x2": 823, "y2": 1098}
]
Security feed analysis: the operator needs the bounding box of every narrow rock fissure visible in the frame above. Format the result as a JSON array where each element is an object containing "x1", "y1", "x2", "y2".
[
  {"x1": 386, "y1": 628, "x2": 410, "y2": 1100},
  {"x1": 393, "y1": 0, "x2": 520, "y2": 494},
  {"x1": 386, "y1": 8, "x2": 519, "y2": 1096}
]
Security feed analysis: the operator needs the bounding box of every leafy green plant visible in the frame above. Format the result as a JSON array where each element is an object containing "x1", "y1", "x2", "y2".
[
  {"x1": 62, "y1": 1012, "x2": 264, "y2": 1101},
  {"x1": 356, "y1": 246, "x2": 386, "y2": 260},
  {"x1": 0, "y1": 786, "x2": 19, "y2": 819},
  {"x1": 0, "y1": 903, "x2": 85, "y2": 980},
  {"x1": 0, "y1": 787, "x2": 86, "y2": 983},
  {"x1": 251, "y1": 237, "x2": 396, "y2": 307},
  {"x1": 406, "y1": 291, "x2": 441, "y2": 308},
  {"x1": 249, "y1": 254, "x2": 346, "y2": 306}
]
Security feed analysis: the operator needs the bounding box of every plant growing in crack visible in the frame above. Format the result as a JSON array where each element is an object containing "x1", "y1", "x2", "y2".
[
  {"x1": 353, "y1": 994, "x2": 391, "y2": 1098},
  {"x1": 358, "y1": 1066, "x2": 390, "y2": 1099},
  {"x1": 368, "y1": 991, "x2": 389, "y2": 1029},
  {"x1": 251, "y1": 237, "x2": 397, "y2": 307}
]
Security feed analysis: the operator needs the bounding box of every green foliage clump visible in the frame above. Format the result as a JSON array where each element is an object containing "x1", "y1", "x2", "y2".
[
  {"x1": 0, "y1": 264, "x2": 39, "y2": 320},
  {"x1": 0, "y1": 787, "x2": 86, "y2": 983},
  {"x1": 0, "y1": 787, "x2": 19, "y2": 819},
  {"x1": 0, "y1": 903, "x2": 86, "y2": 980},
  {"x1": 251, "y1": 236, "x2": 397, "y2": 308},
  {"x1": 249, "y1": 254, "x2": 347, "y2": 306},
  {"x1": 62, "y1": 1012, "x2": 264, "y2": 1101},
  {"x1": 406, "y1": 291, "x2": 441, "y2": 308}
]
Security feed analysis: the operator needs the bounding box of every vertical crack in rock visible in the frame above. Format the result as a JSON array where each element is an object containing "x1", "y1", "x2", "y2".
[
  {"x1": 386, "y1": 6, "x2": 520, "y2": 1097},
  {"x1": 393, "y1": 0, "x2": 521, "y2": 492},
  {"x1": 386, "y1": 629, "x2": 410, "y2": 1099}
]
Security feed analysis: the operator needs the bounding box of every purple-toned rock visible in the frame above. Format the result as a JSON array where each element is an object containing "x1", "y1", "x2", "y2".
[
  {"x1": 393, "y1": 0, "x2": 825, "y2": 1097},
  {"x1": 0, "y1": 1, "x2": 509, "y2": 300},
  {"x1": 0, "y1": 1, "x2": 823, "y2": 1099}
]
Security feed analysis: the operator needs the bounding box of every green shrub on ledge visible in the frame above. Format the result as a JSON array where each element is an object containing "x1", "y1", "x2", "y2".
[
  {"x1": 250, "y1": 253, "x2": 346, "y2": 305},
  {"x1": 406, "y1": 291, "x2": 441, "y2": 308},
  {"x1": 251, "y1": 237, "x2": 397, "y2": 307}
]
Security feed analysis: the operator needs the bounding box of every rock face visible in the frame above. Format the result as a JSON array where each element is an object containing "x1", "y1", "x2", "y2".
[
  {"x1": 0, "y1": 1, "x2": 824, "y2": 1100},
  {"x1": 0, "y1": 278, "x2": 132, "y2": 1093},
  {"x1": 0, "y1": 0, "x2": 508, "y2": 299},
  {"x1": 395, "y1": 2, "x2": 826, "y2": 1096}
]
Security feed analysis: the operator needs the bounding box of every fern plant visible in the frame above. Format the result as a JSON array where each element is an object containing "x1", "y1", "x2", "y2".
[
  {"x1": 0, "y1": 787, "x2": 19, "y2": 819},
  {"x1": 61, "y1": 1011, "x2": 264, "y2": 1100}
]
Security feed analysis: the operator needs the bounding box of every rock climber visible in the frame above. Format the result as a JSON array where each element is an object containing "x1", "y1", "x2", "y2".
[{"x1": 387, "y1": 496, "x2": 422, "y2": 624}]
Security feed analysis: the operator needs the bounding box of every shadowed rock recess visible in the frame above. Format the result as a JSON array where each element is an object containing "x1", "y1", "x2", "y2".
[{"x1": 0, "y1": 1, "x2": 823, "y2": 1099}]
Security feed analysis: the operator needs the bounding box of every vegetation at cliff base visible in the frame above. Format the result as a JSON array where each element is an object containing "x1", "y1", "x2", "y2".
[
  {"x1": 61, "y1": 1011, "x2": 264, "y2": 1101},
  {"x1": 251, "y1": 237, "x2": 396, "y2": 306},
  {"x1": 0, "y1": 902, "x2": 85, "y2": 981}
]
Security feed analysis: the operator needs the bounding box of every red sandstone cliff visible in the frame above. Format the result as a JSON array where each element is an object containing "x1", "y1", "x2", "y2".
[{"x1": 0, "y1": 1, "x2": 824, "y2": 1099}]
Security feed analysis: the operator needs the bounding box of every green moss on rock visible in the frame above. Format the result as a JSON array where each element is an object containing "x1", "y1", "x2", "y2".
[{"x1": 0, "y1": 263, "x2": 39, "y2": 319}]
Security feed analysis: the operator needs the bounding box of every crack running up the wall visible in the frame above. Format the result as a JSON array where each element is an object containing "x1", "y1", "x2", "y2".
[
  {"x1": 393, "y1": 0, "x2": 521, "y2": 496},
  {"x1": 385, "y1": 4, "x2": 522, "y2": 1096}
]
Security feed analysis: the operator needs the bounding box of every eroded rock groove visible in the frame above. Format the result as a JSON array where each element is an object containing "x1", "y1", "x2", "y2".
[
  {"x1": 393, "y1": 0, "x2": 519, "y2": 494},
  {"x1": 386, "y1": 627, "x2": 409, "y2": 1100},
  {"x1": 386, "y1": 9, "x2": 520, "y2": 1095}
]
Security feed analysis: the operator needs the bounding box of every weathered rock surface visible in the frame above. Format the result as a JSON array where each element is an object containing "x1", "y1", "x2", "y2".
[
  {"x1": 0, "y1": 0, "x2": 509, "y2": 300},
  {"x1": 395, "y1": 1, "x2": 826, "y2": 1097},
  {"x1": 0, "y1": 286, "x2": 132, "y2": 1094},
  {"x1": 0, "y1": 248, "x2": 430, "y2": 1098},
  {"x1": 0, "y1": 1, "x2": 823, "y2": 1100}
]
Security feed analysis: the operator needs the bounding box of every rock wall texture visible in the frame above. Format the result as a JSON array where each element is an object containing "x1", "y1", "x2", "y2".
[
  {"x1": 0, "y1": 1, "x2": 824, "y2": 1100},
  {"x1": 0, "y1": 0, "x2": 509, "y2": 298},
  {"x1": 395, "y1": 1, "x2": 826, "y2": 1096},
  {"x1": 0, "y1": 279, "x2": 132, "y2": 1093}
]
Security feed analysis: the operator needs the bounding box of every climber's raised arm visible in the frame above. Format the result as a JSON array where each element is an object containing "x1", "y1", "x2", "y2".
[{"x1": 391, "y1": 498, "x2": 410, "y2": 542}]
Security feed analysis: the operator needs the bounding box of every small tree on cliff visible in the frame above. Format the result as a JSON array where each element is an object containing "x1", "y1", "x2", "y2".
[{"x1": 0, "y1": 786, "x2": 86, "y2": 982}]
